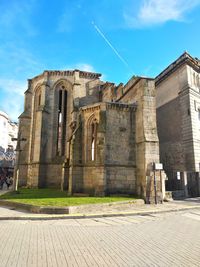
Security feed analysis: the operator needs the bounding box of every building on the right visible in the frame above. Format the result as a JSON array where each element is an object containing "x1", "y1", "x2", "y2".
[{"x1": 156, "y1": 52, "x2": 200, "y2": 198}]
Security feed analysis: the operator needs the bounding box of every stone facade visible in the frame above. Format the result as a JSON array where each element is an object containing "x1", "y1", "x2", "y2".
[
  {"x1": 17, "y1": 70, "x2": 164, "y2": 202},
  {"x1": 156, "y1": 52, "x2": 200, "y2": 197}
]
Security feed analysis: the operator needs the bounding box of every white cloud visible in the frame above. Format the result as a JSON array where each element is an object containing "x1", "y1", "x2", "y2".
[
  {"x1": 61, "y1": 63, "x2": 96, "y2": 72},
  {"x1": 75, "y1": 63, "x2": 96, "y2": 72},
  {"x1": 0, "y1": 94, "x2": 23, "y2": 122},
  {"x1": 0, "y1": 79, "x2": 27, "y2": 96},
  {"x1": 0, "y1": 79, "x2": 27, "y2": 121},
  {"x1": 124, "y1": 0, "x2": 200, "y2": 27}
]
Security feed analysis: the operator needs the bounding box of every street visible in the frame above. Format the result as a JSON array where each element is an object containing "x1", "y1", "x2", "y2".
[{"x1": 0, "y1": 209, "x2": 200, "y2": 267}]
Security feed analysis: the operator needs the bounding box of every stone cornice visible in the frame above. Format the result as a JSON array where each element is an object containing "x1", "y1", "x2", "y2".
[
  {"x1": 80, "y1": 102, "x2": 137, "y2": 113},
  {"x1": 78, "y1": 70, "x2": 101, "y2": 79},
  {"x1": 106, "y1": 102, "x2": 137, "y2": 111},
  {"x1": 179, "y1": 85, "x2": 200, "y2": 98},
  {"x1": 156, "y1": 52, "x2": 200, "y2": 86},
  {"x1": 29, "y1": 70, "x2": 102, "y2": 83},
  {"x1": 81, "y1": 103, "x2": 101, "y2": 113}
]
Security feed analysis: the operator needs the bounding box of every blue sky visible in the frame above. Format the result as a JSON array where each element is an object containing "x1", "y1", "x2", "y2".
[{"x1": 0, "y1": 0, "x2": 200, "y2": 121}]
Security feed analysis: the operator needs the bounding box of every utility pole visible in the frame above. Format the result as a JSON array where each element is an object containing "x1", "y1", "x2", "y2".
[{"x1": 12, "y1": 132, "x2": 26, "y2": 192}]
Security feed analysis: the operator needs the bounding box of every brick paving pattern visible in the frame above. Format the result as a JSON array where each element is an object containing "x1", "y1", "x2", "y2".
[{"x1": 0, "y1": 210, "x2": 200, "y2": 266}]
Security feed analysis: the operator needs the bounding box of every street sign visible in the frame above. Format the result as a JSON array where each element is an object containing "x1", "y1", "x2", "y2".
[
  {"x1": 153, "y1": 163, "x2": 163, "y2": 170},
  {"x1": 177, "y1": 171, "x2": 181, "y2": 180}
]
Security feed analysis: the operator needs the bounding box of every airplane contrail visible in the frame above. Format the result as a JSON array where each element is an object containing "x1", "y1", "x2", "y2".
[{"x1": 92, "y1": 21, "x2": 130, "y2": 69}]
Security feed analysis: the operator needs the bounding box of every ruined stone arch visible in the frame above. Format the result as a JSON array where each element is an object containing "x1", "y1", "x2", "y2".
[
  {"x1": 52, "y1": 79, "x2": 73, "y2": 157},
  {"x1": 86, "y1": 114, "x2": 98, "y2": 161},
  {"x1": 52, "y1": 78, "x2": 73, "y2": 92}
]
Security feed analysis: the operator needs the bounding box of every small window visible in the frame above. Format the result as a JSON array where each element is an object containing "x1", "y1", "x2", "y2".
[
  {"x1": 38, "y1": 94, "x2": 41, "y2": 106},
  {"x1": 87, "y1": 117, "x2": 98, "y2": 162},
  {"x1": 56, "y1": 89, "x2": 67, "y2": 156},
  {"x1": 198, "y1": 109, "x2": 200, "y2": 121},
  {"x1": 91, "y1": 122, "x2": 96, "y2": 161}
]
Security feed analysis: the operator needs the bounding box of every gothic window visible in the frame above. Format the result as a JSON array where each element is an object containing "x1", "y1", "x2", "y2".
[
  {"x1": 91, "y1": 122, "x2": 96, "y2": 161},
  {"x1": 35, "y1": 87, "x2": 42, "y2": 109},
  {"x1": 56, "y1": 88, "x2": 68, "y2": 156},
  {"x1": 38, "y1": 93, "x2": 41, "y2": 106},
  {"x1": 87, "y1": 117, "x2": 98, "y2": 161}
]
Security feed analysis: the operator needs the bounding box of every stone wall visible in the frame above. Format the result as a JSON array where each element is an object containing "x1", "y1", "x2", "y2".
[
  {"x1": 117, "y1": 77, "x2": 161, "y2": 201},
  {"x1": 156, "y1": 64, "x2": 200, "y2": 172},
  {"x1": 105, "y1": 167, "x2": 136, "y2": 194},
  {"x1": 157, "y1": 97, "x2": 184, "y2": 171}
]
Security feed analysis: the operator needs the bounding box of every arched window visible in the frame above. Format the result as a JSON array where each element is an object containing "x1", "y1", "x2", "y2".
[
  {"x1": 35, "y1": 87, "x2": 42, "y2": 109},
  {"x1": 87, "y1": 116, "x2": 98, "y2": 161},
  {"x1": 57, "y1": 87, "x2": 68, "y2": 156}
]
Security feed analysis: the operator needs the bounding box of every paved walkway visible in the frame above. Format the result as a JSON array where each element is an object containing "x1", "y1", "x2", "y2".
[{"x1": 0, "y1": 210, "x2": 200, "y2": 266}]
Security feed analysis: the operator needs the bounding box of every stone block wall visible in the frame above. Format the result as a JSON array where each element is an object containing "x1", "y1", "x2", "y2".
[
  {"x1": 116, "y1": 77, "x2": 161, "y2": 201},
  {"x1": 106, "y1": 167, "x2": 136, "y2": 194},
  {"x1": 156, "y1": 64, "x2": 200, "y2": 173},
  {"x1": 157, "y1": 97, "x2": 185, "y2": 171},
  {"x1": 18, "y1": 164, "x2": 29, "y2": 187},
  {"x1": 82, "y1": 166, "x2": 106, "y2": 196}
]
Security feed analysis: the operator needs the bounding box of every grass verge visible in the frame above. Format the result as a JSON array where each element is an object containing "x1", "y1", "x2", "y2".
[{"x1": 0, "y1": 188, "x2": 136, "y2": 207}]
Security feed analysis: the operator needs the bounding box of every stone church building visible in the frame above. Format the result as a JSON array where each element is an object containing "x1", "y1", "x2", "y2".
[{"x1": 17, "y1": 70, "x2": 164, "y2": 202}]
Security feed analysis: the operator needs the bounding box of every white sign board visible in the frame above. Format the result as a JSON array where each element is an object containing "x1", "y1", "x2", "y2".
[
  {"x1": 154, "y1": 163, "x2": 163, "y2": 170},
  {"x1": 177, "y1": 171, "x2": 181, "y2": 180}
]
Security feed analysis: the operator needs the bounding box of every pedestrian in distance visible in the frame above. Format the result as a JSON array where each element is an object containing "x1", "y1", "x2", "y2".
[{"x1": 5, "y1": 176, "x2": 13, "y2": 189}]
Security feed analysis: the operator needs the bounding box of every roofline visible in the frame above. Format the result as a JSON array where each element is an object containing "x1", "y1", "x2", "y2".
[
  {"x1": 155, "y1": 51, "x2": 200, "y2": 86},
  {"x1": 29, "y1": 69, "x2": 102, "y2": 82}
]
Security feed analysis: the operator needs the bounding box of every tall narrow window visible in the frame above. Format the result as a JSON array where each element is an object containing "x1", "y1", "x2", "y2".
[
  {"x1": 57, "y1": 89, "x2": 67, "y2": 156},
  {"x1": 38, "y1": 93, "x2": 41, "y2": 106},
  {"x1": 87, "y1": 118, "x2": 97, "y2": 161},
  {"x1": 35, "y1": 87, "x2": 41, "y2": 109},
  {"x1": 91, "y1": 123, "x2": 95, "y2": 161}
]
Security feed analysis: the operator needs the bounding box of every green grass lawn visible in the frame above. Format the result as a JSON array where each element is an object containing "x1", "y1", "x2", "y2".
[{"x1": 0, "y1": 188, "x2": 136, "y2": 207}]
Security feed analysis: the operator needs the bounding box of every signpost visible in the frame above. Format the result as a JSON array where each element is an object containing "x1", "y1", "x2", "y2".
[
  {"x1": 12, "y1": 133, "x2": 26, "y2": 192},
  {"x1": 153, "y1": 163, "x2": 163, "y2": 204}
]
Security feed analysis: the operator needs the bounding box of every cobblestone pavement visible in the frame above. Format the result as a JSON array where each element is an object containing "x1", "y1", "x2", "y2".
[{"x1": 0, "y1": 210, "x2": 200, "y2": 267}]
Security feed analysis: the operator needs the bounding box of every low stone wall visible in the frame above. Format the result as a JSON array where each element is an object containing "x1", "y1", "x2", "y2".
[{"x1": 0, "y1": 199, "x2": 144, "y2": 214}]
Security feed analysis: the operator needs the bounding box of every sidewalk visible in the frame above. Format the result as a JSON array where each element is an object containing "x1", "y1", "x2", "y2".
[{"x1": 0, "y1": 188, "x2": 200, "y2": 220}]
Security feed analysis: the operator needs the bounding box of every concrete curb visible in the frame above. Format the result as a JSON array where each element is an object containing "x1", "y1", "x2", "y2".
[
  {"x1": 0, "y1": 205, "x2": 200, "y2": 221},
  {"x1": 0, "y1": 199, "x2": 144, "y2": 214}
]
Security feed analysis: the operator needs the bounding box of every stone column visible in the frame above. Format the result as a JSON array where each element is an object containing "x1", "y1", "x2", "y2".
[
  {"x1": 134, "y1": 78, "x2": 161, "y2": 203},
  {"x1": 68, "y1": 137, "x2": 74, "y2": 195}
]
